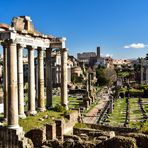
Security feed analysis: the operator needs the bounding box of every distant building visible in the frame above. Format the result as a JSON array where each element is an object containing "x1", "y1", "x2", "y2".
[
  {"x1": 77, "y1": 47, "x2": 100, "y2": 66},
  {"x1": 113, "y1": 59, "x2": 132, "y2": 68},
  {"x1": 77, "y1": 51, "x2": 97, "y2": 65},
  {"x1": 77, "y1": 47, "x2": 113, "y2": 68}
]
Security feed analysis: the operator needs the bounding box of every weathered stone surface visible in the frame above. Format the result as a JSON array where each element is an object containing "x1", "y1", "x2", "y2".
[
  {"x1": 63, "y1": 138, "x2": 75, "y2": 148},
  {"x1": 25, "y1": 128, "x2": 46, "y2": 147},
  {"x1": 125, "y1": 133, "x2": 148, "y2": 148},
  {"x1": 12, "y1": 16, "x2": 38, "y2": 35},
  {"x1": 46, "y1": 123, "x2": 56, "y2": 140},
  {"x1": 0, "y1": 127, "x2": 33, "y2": 148},
  {"x1": 64, "y1": 134, "x2": 82, "y2": 142},
  {"x1": 96, "y1": 136, "x2": 137, "y2": 148}
]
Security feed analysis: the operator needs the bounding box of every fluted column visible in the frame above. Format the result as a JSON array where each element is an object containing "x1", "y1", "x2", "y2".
[
  {"x1": 38, "y1": 48, "x2": 45, "y2": 111},
  {"x1": 2, "y1": 43, "x2": 8, "y2": 120},
  {"x1": 28, "y1": 46, "x2": 37, "y2": 115},
  {"x1": 7, "y1": 41, "x2": 19, "y2": 129},
  {"x1": 46, "y1": 48, "x2": 52, "y2": 108},
  {"x1": 61, "y1": 48, "x2": 68, "y2": 110},
  {"x1": 17, "y1": 44, "x2": 26, "y2": 118}
]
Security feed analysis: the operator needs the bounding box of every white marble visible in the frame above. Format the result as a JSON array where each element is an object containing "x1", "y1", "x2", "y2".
[{"x1": 0, "y1": 103, "x2": 4, "y2": 113}]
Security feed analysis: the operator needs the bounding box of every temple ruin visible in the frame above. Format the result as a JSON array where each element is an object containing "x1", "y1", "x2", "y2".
[{"x1": 0, "y1": 16, "x2": 68, "y2": 130}]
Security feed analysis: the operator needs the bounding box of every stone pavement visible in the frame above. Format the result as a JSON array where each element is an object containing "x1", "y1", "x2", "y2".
[{"x1": 83, "y1": 91, "x2": 109, "y2": 124}]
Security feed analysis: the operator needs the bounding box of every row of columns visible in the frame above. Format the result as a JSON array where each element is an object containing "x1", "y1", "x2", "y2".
[{"x1": 2, "y1": 40, "x2": 68, "y2": 129}]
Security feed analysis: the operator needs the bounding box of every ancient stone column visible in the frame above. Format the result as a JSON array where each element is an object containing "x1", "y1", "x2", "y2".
[
  {"x1": 61, "y1": 48, "x2": 68, "y2": 110},
  {"x1": 2, "y1": 43, "x2": 8, "y2": 120},
  {"x1": 57, "y1": 65, "x2": 61, "y2": 84},
  {"x1": 38, "y1": 48, "x2": 45, "y2": 111},
  {"x1": 28, "y1": 46, "x2": 37, "y2": 115},
  {"x1": 7, "y1": 41, "x2": 19, "y2": 129},
  {"x1": 88, "y1": 73, "x2": 91, "y2": 94},
  {"x1": 141, "y1": 65, "x2": 144, "y2": 84},
  {"x1": 17, "y1": 44, "x2": 26, "y2": 118},
  {"x1": 86, "y1": 73, "x2": 89, "y2": 98},
  {"x1": 46, "y1": 48, "x2": 52, "y2": 108}
]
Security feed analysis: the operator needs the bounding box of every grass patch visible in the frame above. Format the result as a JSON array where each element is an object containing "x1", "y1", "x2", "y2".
[
  {"x1": 19, "y1": 110, "x2": 62, "y2": 133},
  {"x1": 74, "y1": 123, "x2": 88, "y2": 128},
  {"x1": 0, "y1": 113, "x2": 4, "y2": 118},
  {"x1": 140, "y1": 121, "x2": 148, "y2": 134},
  {"x1": 109, "y1": 98, "x2": 126, "y2": 126}
]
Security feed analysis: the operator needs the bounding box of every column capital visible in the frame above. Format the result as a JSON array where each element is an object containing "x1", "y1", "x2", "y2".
[
  {"x1": 27, "y1": 45, "x2": 37, "y2": 50},
  {"x1": 61, "y1": 48, "x2": 68, "y2": 52},
  {"x1": 2, "y1": 39, "x2": 17, "y2": 47},
  {"x1": 1, "y1": 41, "x2": 7, "y2": 47},
  {"x1": 46, "y1": 48, "x2": 52, "y2": 51},
  {"x1": 17, "y1": 44, "x2": 26, "y2": 49}
]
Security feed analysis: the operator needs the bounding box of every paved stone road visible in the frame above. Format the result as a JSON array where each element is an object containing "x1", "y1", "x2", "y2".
[{"x1": 83, "y1": 91, "x2": 109, "y2": 124}]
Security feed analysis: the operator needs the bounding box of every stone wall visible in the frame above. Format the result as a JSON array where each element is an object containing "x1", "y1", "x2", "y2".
[
  {"x1": 84, "y1": 123, "x2": 138, "y2": 134},
  {"x1": 0, "y1": 127, "x2": 33, "y2": 148},
  {"x1": 123, "y1": 133, "x2": 148, "y2": 148},
  {"x1": 25, "y1": 127, "x2": 46, "y2": 147},
  {"x1": 41, "y1": 135, "x2": 138, "y2": 148},
  {"x1": 64, "y1": 110, "x2": 79, "y2": 134}
]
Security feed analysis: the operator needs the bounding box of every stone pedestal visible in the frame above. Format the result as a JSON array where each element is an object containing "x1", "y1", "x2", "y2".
[
  {"x1": 46, "y1": 123, "x2": 56, "y2": 140},
  {"x1": 83, "y1": 100, "x2": 90, "y2": 109},
  {"x1": 38, "y1": 48, "x2": 45, "y2": 111},
  {"x1": 46, "y1": 49, "x2": 52, "y2": 108},
  {"x1": 17, "y1": 44, "x2": 26, "y2": 119},
  {"x1": 28, "y1": 47, "x2": 37, "y2": 115},
  {"x1": 61, "y1": 48, "x2": 68, "y2": 110},
  {"x1": 55, "y1": 119, "x2": 64, "y2": 140},
  {"x1": 109, "y1": 97, "x2": 113, "y2": 113},
  {"x1": 7, "y1": 42, "x2": 19, "y2": 129}
]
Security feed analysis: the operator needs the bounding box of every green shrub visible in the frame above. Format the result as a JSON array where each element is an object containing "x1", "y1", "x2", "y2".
[
  {"x1": 74, "y1": 123, "x2": 88, "y2": 128},
  {"x1": 127, "y1": 89, "x2": 143, "y2": 97},
  {"x1": 52, "y1": 104, "x2": 66, "y2": 112}
]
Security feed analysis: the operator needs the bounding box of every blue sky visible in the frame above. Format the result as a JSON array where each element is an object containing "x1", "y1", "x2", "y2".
[{"x1": 0, "y1": 0, "x2": 148, "y2": 59}]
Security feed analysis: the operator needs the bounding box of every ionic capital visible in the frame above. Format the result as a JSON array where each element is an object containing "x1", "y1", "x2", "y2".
[
  {"x1": 61, "y1": 48, "x2": 68, "y2": 52},
  {"x1": 27, "y1": 45, "x2": 37, "y2": 50},
  {"x1": 17, "y1": 44, "x2": 26, "y2": 49}
]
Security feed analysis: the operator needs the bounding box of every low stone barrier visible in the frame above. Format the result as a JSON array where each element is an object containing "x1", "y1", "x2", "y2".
[{"x1": 84, "y1": 123, "x2": 138, "y2": 134}]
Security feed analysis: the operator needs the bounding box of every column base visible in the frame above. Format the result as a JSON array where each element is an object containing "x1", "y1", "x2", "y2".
[
  {"x1": 2, "y1": 117, "x2": 7, "y2": 122},
  {"x1": 19, "y1": 114, "x2": 26, "y2": 119},
  {"x1": 38, "y1": 107, "x2": 46, "y2": 112},
  {"x1": 46, "y1": 105, "x2": 53, "y2": 110},
  {"x1": 28, "y1": 110, "x2": 37, "y2": 116},
  {"x1": 7, "y1": 124, "x2": 20, "y2": 130},
  {"x1": 62, "y1": 104, "x2": 68, "y2": 110}
]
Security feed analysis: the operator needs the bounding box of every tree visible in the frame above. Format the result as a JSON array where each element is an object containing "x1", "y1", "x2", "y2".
[{"x1": 96, "y1": 67, "x2": 117, "y2": 86}]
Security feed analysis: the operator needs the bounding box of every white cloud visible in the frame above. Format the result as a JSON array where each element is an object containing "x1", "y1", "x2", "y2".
[
  {"x1": 124, "y1": 43, "x2": 148, "y2": 49},
  {"x1": 105, "y1": 54, "x2": 113, "y2": 57}
]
